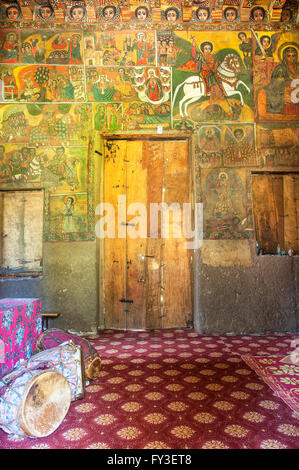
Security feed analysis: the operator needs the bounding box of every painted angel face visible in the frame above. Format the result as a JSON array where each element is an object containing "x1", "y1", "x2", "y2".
[
  {"x1": 261, "y1": 37, "x2": 271, "y2": 49},
  {"x1": 166, "y1": 9, "x2": 178, "y2": 22},
  {"x1": 70, "y1": 6, "x2": 85, "y2": 22},
  {"x1": 281, "y1": 8, "x2": 292, "y2": 22},
  {"x1": 251, "y1": 7, "x2": 265, "y2": 22},
  {"x1": 6, "y1": 6, "x2": 20, "y2": 20},
  {"x1": 197, "y1": 8, "x2": 209, "y2": 21},
  {"x1": 285, "y1": 47, "x2": 297, "y2": 65},
  {"x1": 135, "y1": 7, "x2": 148, "y2": 20},
  {"x1": 202, "y1": 44, "x2": 212, "y2": 54},
  {"x1": 40, "y1": 6, "x2": 53, "y2": 19},
  {"x1": 103, "y1": 6, "x2": 116, "y2": 20},
  {"x1": 224, "y1": 8, "x2": 237, "y2": 22}
]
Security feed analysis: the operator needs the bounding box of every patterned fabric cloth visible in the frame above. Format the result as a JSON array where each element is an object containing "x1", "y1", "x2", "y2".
[
  {"x1": 242, "y1": 354, "x2": 299, "y2": 414},
  {"x1": 0, "y1": 328, "x2": 298, "y2": 449},
  {"x1": 0, "y1": 298, "x2": 42, "y2": 379}
]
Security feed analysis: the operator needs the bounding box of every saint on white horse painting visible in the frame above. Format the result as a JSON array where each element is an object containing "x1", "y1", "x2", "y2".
[
  {"x1": 169, "y1": 33, "x2": 253, "y2": 123},
  {"x1": 173, "y1": 52, "x2": 251, "y2": 118}
]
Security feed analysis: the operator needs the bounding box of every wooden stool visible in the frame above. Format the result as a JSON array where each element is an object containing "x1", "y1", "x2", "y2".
[{"x1": 40, "y1": 312, "x2": 61, "y2": 330}]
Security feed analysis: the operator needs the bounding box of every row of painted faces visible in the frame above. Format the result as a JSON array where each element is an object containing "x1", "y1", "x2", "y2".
[{"x1": 4, "y1": 4, "x2": 296, "y2": 24}]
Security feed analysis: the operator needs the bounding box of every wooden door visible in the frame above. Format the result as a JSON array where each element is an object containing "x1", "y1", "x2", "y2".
[{"x1": 103, "y1": 138, "x2": 192, "y2": 329}]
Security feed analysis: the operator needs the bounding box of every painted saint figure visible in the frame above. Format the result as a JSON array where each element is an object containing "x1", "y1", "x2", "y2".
[
  {"x1": 68, "y1": 35, "x2": 82, "y2": 65},
  {"x1": 255, "y1": 34, "x2": 281, "y2": 59},
  {"x1": 63, "y1": 196, "x2": 76, "y2": 233},
  {"x1": 238, "y1": 32, "x2": 252, "y2": 71},
  {"x1": 1, "y1": 32, "x2": 18, "y2": 63},
  {"x1": 145, "y1": 69, "x2": 163, "y2": 101},
  {"x1": 178, "y1": 40, "x2": 219, "y2": 97}
]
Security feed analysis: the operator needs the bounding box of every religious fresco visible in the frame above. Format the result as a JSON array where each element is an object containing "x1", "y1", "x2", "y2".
[
  {"x1": 83, "y1": 30, "x2": 156, "y2": 67},
  {"x1": 0, "y1": 142, "x2": 94, "y2": 241},
  {"x1": 0, "y1": 30, "x2": 20, "y2": 63},
  {"x1": 130, "y1": 2, "x2": 152, "y2": 22},
  {"x1": 254, "y1": 31, "x2": 299, "y2": 121},
  {"x1": 47, "y1": 192, "x2": 89, "y2": 236},
  {"x1": 94, "y1": 102, "x2": 122, "y2": 131},
  {"x1": 98, "y1": 4, "x2": 122, "y2": 24},
  {"x1": 0, "y1": 0, "x2": 297, "y2": 27},
  {"x1": 257, "y1": 123, "x2": 299, "y2": 166},
  {"x1": 1, "y1": 3, "x2": 23, "y2": 22},
  {"x1": 0, "y1": 145, "x2": 88, "y2": 192},
  {"x1": 65, "y1": 2, "x2": 87, "y2": 23},
  {"x1": 1, "y1": 65, "x2": 85, "y2": 102},
  {"x1": 0, "y1": 1, "x2": 298, "y2": 243},
  {"x1": 171, "y1": 31, "x2": 254, "y2": 126},
  {"x1": 222, "y1": 3, "x2": 240, "y2": 25},
  {"x1": 0, "y1": 103, "x2": 92, "y2": 146},
  {"x1": 199, "y1": 167, "x2": 254, "y2": 239},
  {"x1": 195, "y1": 124, "x2": 256, "y2": 168},
  {"x1": 161, "y1": 1, "x2": 183, "y2": 24},
  {"x1": 34, "y1": 3, "x2": 56, "y2": 22},
  {"x1": 18, "y1": 31, "x2": 83, "y2": 65},
  {"x1": 86, "y1": 66, "x2": 171, "y2": 108},
  {"x1": 123, "y1": 99, "x2": 171, "y2": 129}
]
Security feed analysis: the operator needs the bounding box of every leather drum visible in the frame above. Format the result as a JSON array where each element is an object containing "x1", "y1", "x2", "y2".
[
  {"x1": 0, "y1": 369, "x2": 71, "y2": 438},
  {"x1": 34, "y1": 329, "x2": 101, "y2": 381},
  {"x1": 29, "y1": 340, "x2": 85, "y2": 401}
]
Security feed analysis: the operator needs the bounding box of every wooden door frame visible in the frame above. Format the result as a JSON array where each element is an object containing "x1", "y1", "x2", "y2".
[{"x1": 96, "y1": 131, "x2": 196, "y2": 330}]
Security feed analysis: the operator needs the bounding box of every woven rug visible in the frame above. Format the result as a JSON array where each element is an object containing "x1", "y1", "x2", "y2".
[
  {"x1": 0, "y1": 329, "x2": 298, "y2": 449},
  {"x1": 241, "y1": 355, "x2": 299, "y2": 414}
]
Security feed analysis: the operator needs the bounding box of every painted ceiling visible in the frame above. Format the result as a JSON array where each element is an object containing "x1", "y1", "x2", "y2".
[{"x1": 0, "y1": 0, "x2": 298, "y2": 29}]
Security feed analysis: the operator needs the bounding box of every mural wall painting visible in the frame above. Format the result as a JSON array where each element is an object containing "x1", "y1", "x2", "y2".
[
  {"x1": 1, "y1": 65, "x2": 85, "y2": 102},
  {"x1": 254, "y1": 31, "x2": 299, "y2": 121},
  {"x1": 83, "y1": 31, "x2": 156, "y2": 67},
  {"x1": 0, "y1": 143, "x2": 94, "y2": 241},
  {"x1": 0, "y1": 103, "x2": 92, "y2": 146},
  {"x1": 195, "y1": 124, "x2": 256, "y2": 168},
  {"x1": 257, "y1": 123, "x2": 299, "y2": 166},
  {"x1": 199, "y1": 167, "x2": 253, "y2": 240},
  {"x1": 171, "y1": 31, "x2": 254, "y2": 128},
  {"x1": 0, "y1": 3, "x2": 298, "y2": 243},
  {"x1": 87, "y1": 65, "x2": 171, "y2": 128},
  {"x1": 0, "y1": 30, "x2": 83, "y2": 66}
]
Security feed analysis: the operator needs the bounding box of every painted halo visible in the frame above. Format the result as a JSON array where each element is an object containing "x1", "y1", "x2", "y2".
[{"x1": 277, "y1": 42, "x2": 299, "y2": 64}]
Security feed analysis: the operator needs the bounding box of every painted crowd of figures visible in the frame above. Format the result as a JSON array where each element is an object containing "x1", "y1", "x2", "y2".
[{"x1": 0, "y1": 29, "x2": 298, "y2": 125}]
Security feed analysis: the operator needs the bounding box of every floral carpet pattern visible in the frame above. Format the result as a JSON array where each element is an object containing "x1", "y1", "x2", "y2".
[
  {"x1": 241, "y1": 354, "x2": 299, "y2": 414},
  {"x1": 0, "y1": 328, "x2": 298, "y2": 449}
]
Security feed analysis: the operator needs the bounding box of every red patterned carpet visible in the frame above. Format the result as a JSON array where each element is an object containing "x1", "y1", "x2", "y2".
[{"x1": 0, "y1": 328, "x2": 298, "y2": 449}]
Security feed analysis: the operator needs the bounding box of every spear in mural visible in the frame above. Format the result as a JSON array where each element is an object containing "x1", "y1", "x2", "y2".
[{"x1": 250, "y1": 28, "x2": 266, "y2": 57}]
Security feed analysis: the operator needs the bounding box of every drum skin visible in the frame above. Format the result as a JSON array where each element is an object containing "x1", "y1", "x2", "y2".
[
  {"x1": 29, "y1": 341, "x2": 85, "y2": 401},
  {"x1": 0, "y1": 370, "x2": 71, "y2": 438},
  {"x1": 34, "y1": 329, "x2": 101, "y2": 380}
]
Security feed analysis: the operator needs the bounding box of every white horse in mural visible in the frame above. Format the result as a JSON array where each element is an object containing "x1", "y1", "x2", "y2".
[{"x1": 173, "y1": 53, "x2": 251, "y2": 118}]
